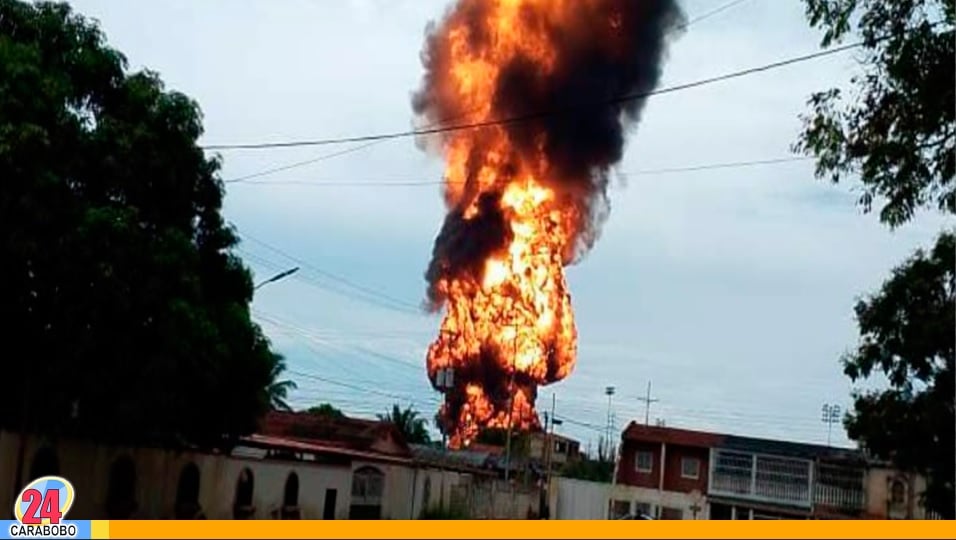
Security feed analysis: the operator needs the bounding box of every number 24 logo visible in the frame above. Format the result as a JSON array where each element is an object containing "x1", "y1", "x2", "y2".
[{"x1": 14, "y1": 476, "x2": 75, "y2": 525}]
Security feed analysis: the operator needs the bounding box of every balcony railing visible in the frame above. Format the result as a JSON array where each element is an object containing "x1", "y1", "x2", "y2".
[
  {"x1": 813, "y1": 463, "x2": 865, "y2": 510},
  {"x1": 710, "y1": 450, "x2": 812, "y2": 508}
]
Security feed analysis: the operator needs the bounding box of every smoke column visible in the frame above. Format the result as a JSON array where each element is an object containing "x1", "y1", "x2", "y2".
[{"x1": 414, "y1": 0, "x2": 685, "y2": 447}]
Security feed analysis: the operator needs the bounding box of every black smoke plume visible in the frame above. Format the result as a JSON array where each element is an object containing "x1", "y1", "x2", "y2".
[{"x1": 415, "y1": 0, "x2": 685, "y2": 291}]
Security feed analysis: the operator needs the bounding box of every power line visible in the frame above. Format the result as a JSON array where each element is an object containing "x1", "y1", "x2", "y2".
[
  {"x1": 225, "y1": 140, "x2": 386, "y2": 183},
  {"x1": 202, "y1": 42, "x2": 861, "y2": 152},
  {"x1": 218, "y1": 0, "x2": 753, "y2": 183},
  {"x1": 254, "y1": 309, "x2": 428, "y2": 382},
  {"x1": 241, "y1": 247, "x2": 421, "y2": 316},
  {"x1": 227, "y1": 155, "x2": 812, "y2": 187},
  {"x1": 245, "y1": 251, "x2": 421, "y2": 318},
  {"x1": 241, "y1": 233, "x2": 423, "y2": 315},
  {"x1": 680, "y1": 0, "x2": 753, "y2": 29},
  {"x1": 287, "y1": 369, "x2": 439, "y2": 404}
]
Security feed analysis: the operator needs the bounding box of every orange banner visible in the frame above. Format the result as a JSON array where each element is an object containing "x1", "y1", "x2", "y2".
[{"x1": 103, "y1": 520, "x2": 953, "y2": 539}]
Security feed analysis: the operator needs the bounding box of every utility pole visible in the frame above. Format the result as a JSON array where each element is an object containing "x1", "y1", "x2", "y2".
[
  {"x1": 436, "y1": 366, "x2": 454, "y2": 448},
  {"x1": 545, "y1": 398, "x2": 561, "y2": 521},
  {"x1": 546, "y1": 394, "x2": 556, "y2": 472},
  {"x1": 821, "y1": 403, "x2": 841, "y2": 446},
  {"x1": 504, "y1": 329, "x2": 518, "y2": 483},
  {"x1": 636, "y1": 381, "x2": 659, "y2": 425},
  {"x1": 604, "y1": 386, "x2": 615, "y2": 461}
]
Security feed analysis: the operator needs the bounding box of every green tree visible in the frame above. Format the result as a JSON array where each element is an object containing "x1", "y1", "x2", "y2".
[
  {"x1": 795, "y1": 0, "x2": 954, "y2": 227},
  {"x1": 378, "y1": 404, "x2": 431, "y2": 444},
  {"x1": 795, "y1": 0, "x2": 955, "y2": 517},
  {"x1": 842, "y1": 233, "x2": 954, "y2": 517},
  {"x1": 268, "y1": 356, "x2": 298, "y2": 412},
  {"x1": 305, "y1": 403, "x2": 345, "y2": 418},
  {"x1": 560, "y1": 458, "x2": 613, "y2": 483},
  {"x1": 474, "y1": 428, "x2": 531, "y2": 458},
  {"x1": 0, "y1": 0, "x2": 284, "y2": 447}
]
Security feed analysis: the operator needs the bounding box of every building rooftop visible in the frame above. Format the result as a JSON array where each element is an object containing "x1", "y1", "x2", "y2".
[
  {"x1": 259, "y1": 410, "x2": 411, "y2": 458},
  {"x1": 622, "y1": 421, "x2": 863, "y2": 462},
  {"x1": 622, "y1": 422, "x2": 724, "y2": 448},
  {"x1": 408, "y1": 444, "x2": 496, "y2": 474}
]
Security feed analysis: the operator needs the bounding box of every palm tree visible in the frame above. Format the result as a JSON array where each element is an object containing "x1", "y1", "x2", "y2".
[
  {"x1": 267, "y1": 354, "x2": 297, "y2": 411},
  {"x1": 378, "y1": 404, "x2": 431, "y2": 444}
]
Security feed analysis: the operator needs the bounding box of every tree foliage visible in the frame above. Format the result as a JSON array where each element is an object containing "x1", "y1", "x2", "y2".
[
  {"x1": 795, "y1": 0, "x2": 955, "y2": 226},
  {"x1": 843, "y1": 232, "x2": 955, "y2": 517},
  {"x1": 0, "y1": 0, "x2": 284, "y2": 447},
  {"x1": 379, "y1": 404, "x2": 431, "y2": 444},
  {"x1": 560, "y1": 457, "x2": 613, "y2": 484},
  {"x1": 305, "y1": 403, "x2": 345, "y2": 418},
  {"x1": 474, "y1": 428, "x2": 531, "y2": 457},
  {"x1": 796, "y1": 0, "x2": 956, "y2": 517}
]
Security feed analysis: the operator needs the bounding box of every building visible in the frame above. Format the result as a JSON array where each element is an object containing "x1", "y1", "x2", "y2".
[
  {"x1": 529, "y1": 432, "x2": 581, "y2": 470},
  {"x1": 0, "y1": 411, "x2": 546, "y2": 520},
  {"x1": 613, "y1": 421, "x2": 932, "y2": 520},
  {"x1": 613, "y1": 423, "x2": 717, "y2": 519}
]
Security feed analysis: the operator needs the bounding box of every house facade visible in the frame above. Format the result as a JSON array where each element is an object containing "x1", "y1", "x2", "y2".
[
  {"x1": 612, "y1": 424, "x2": 718, "y2": 519},
  {"x1": 529, "y1": 432, "x2": 581, "y2": 470},
  {"x1": 614, "y1": 422, "x2": 932, "y2": 520},
  {"x1": 0, "y1": 411, "x2": 546, "y2": 520}
]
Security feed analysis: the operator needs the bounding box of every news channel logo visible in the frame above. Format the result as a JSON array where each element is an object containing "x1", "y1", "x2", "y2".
[{"x1": 3, "y1": 476, "x2": 91, "y2": 539}]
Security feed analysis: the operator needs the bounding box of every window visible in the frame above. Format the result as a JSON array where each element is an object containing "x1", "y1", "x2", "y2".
[
  {"x1": 661, "y1": 506, "x2": 684, "y2": 520},
  {"x1": 634, "y1": 450, "x2": 653, "y2": 472},
  {"x1": 323, "y1": 489, "x2": 338, "y2": 520},
  {"x1": 351, "y1": 467, "x2": 385, "y2": 503},
  {"x1": 106, "y1": 456, "x2": 137, "y2": 518},
  {"x1": 554, "y1": 441, "x2": 567, "y2": 454},
  {"x1": 281, "y1": 472, "x2": 300, "y2": 519},
  {"x1": 634, "y1": 502, "x2": 652, "y2": 518},
  {"x1": 890, "y1": 480, "x2": 905, "y2": 504},
  {"x1": 681, "y1": 457, "x2": 700, "y2": 479},
  {"x1": 233, "y1": 468, "x2": 255, "y2": 519},
  {"x1": 283, "y1": 472, "x2": 299, "y2": 507},
  {"x1": 174, "y1": 463, "x2": 203, "y2": 519},
  {"x1": 350, "y1": 466, "x2": 385, "y2": 519},
  {"x1": 611, "y1": 500, "x2": 630, "y2": 519}
]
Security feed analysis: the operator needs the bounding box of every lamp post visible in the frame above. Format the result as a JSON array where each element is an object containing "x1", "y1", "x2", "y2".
[
  {"x1": 604, "y1": 386, "x2": 615, "y2": 460},
  {"x1": 254, "y1": 267, "x2": 299, "y2": 290},
  {"x1": 821, "y1": 403, "x2": 841, "y2": 446}
]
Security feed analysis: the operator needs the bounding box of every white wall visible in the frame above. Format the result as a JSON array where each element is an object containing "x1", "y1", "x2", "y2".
[
  {"x1": 610, "y1": 484, "x2": 708, "y2": 519},
  {"x1": 210, "y1": 456, "x2": 351, "y2": 519},
  {"x1": 551, "y1": 478, "x2": 708, "y2": 520},
  {"x1": 350, "y1": 460, "x2": 417, "y2": 519},
  {"x1": 553, "y1": 478, "x2": 609, "y2": 519},
  {"x1": 407, "y1": 467, "x2": 468, "y2": 517},
  {"x1": 865, "y1": 467, "x2": 929, "y2": 519}
]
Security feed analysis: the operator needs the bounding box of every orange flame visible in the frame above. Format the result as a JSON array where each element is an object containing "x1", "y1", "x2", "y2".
[{"x1": 417, "y1": 0, "x2": 683, "y2": 447}]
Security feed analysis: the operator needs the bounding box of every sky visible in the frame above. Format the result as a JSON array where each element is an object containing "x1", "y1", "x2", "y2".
[{"x1": 67, "y1": 0, "x2": 949, "y2": 450}]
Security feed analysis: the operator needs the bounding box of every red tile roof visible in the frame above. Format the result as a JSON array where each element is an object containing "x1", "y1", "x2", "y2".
[
  {"x1": 621, "y1": 422, "x2": 725, "y2": 448},
  {"x1": 241, "y1": 434, "x2": 413, "y2": 465},
  {"x1": 260, "y1": 410, "x2": 411, "y2": 457}
]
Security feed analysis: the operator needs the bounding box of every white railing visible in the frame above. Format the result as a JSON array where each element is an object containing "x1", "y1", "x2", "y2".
[
  {"x1": 710, "y1": 449, "x2": 812, "y2": 508},
  {"x1": 813, "y1": 463, "x2": 865, "y2": 510}
]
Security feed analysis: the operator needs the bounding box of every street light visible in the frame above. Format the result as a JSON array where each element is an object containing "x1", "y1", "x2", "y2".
[
  {"x1": 254, "y1": 267, "x2": 299, "y2": 290},
  {"x1": 821, "y1": 403, "x2": 842, "y2": 446}
]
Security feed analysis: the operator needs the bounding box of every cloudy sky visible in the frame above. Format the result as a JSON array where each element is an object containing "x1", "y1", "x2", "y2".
[{"x1": 69, "y1": 0, "x2": 947, "y2": 449}]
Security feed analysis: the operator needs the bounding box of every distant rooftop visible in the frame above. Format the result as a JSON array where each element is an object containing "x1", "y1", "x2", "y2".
[
  {"x1": 409, "y1": 444, "x2": 495, "y2": 473},
  {"x1": 259, "y1": 410, "x2": 410, "y2": 457}
]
